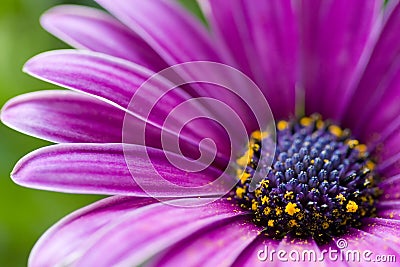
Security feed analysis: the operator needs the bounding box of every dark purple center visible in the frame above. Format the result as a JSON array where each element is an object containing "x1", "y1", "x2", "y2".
[{"x1": 234, "y1": 114, "x2": 381, "y2": 244}]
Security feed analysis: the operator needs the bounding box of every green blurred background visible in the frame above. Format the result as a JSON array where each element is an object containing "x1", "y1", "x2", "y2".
[{"x1": 0, "y1": 0, "x2": 201, "y2": 266}]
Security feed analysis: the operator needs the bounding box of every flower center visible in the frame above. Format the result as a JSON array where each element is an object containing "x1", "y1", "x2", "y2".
[{"x1": 234, "y1": 114, "x2": 381, "y2": 243}]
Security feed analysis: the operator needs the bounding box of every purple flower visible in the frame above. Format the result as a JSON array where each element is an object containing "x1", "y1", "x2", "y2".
[{"x1": 2, "y1": 0, "x2": 400, "y2": 266}]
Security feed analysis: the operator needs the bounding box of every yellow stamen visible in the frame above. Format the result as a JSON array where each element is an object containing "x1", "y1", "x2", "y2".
[
  {"x1": 336, "y1": 194, "x2": 346, "y2": 205},
  {"x1": 346, "y1": 201, "x2": 358, "y2": 213},
  {"x1": 260, "y1": 179, "x2": 269, "y2": 188},
  {"x1": 264, "y1": 207, "x2": 271, "y2": 215},
  {"x1": 261, "y1": 196, "x2": 269, "y2": 205},
  {"x1": 366, "y1": 161, "x2": 376, "y2": 171},
  {"x1": 284, "y1": 191, "x2": 294, "y2": 199},
  {"x1": 316, "y1": 120, "x2": 324, "y2": 129},
  {"x1": 276, "y1": 207, "x2": 282, "y2": 215},
  {"x1": 285, "y1": 202, "x2": 300, "y2": 216},
  {"x1": 355, "y1": 144, "x2": 367, "y2": 154},
  {"x1": 329, "y1": 125, "x2": 343, "y2": 137},
  {"x1": 251, "y1": 130, "x2": 268, "y2": 140},
  {"x1": 252, "y1": 200, "x2": 258, "y2": 211},
  {"x1": 239, "y1": 172, "x2": 251, "y2": 184},
  {"x1": 236, "y1": 187, "x2": 245, "y2": 199},
  {"x1": 277, "y1": 120, "x2": 288, "y2": 131},
  {"x1": 300, "y1": 117, "x2": 313, "y2": 127},
  {"x1": 254, "y1": 189, "x2": 261, "y2": 198},
  {"x1": 347, "y1": 139, "x2": 359, "y2": 149}
]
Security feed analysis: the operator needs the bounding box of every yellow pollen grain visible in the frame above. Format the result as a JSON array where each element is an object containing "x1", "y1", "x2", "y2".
[
  {"x1": 276, "y1": 207, "x2": 282, "y2": 216},
  {"x1": 289, "y1": 220, "x2": 298, "y2": 227},
  {"x1": 285, "y1": 202, "x2": 300, "y2": 216},
  {"x1": 361, "y1": 209, "x2": 367, "y2": 216},
  {"x1": 252, "y1": 143, "x2": 260, "y2": 151},
  {"x1": 252, "y1": 200, "x2": 258, "y2": 211},
  {"x1": 277, "y1": 120, "x2": 288, "y2": 131},
  {"x1": 236, "y1": 149, "x2": 254, "y2": 166},
  {"x1": 329, "y1": 125, "x2": 343, "y2": 137},
  {"x1": 268, "y1": 220, "x2": 275, "y2": 227},
  {"x1": 346, "y1": 201, "x2": 359, "y2": 213},
  {"x1": 253, "y1": 131, "x2": 268, "y2": 140},
  {"x1": 251, "y1": 130, "x2": 262, "y2": 140},
  {"x1": 236, "y1": 187, "x2": 245, "y2": 199},
  {"x1": 366, "y1": 161, "x2": 376, "y2": 171},
  {"x1": 347, "y1": 139, "x2": 359, "y2": 149},
  {"x1": 284, "y1": 191, "x2": 294, "y2": 199},
  {"x1": 261, "y1": 196, "x2": 269, "y2": 205},
  {"x1": 239, "y1": 172, "x2": 251, "y2": 184},
  {"x1": 316, "y1": 120, "x2": 324, "y2": 129},
  {"x1": 260, "y1": 180, "x2": 269, "y2": 188},
  {"x1": 255, "y1": 189, "x2": 261, "y2": 198},
  {"x1": 356, "y1": 144, "x2": 367, "y2": 154},
  {"x1": 236, "y1": 155, "x2": 247, "y2": 166},
  {"x1": 336, "y1": 194, "x2": 346, "y2": 204},
  {"x1": 300, "y1": 117, "x2": 313, "y2": 126},
  {"x1": 264, "y1": 207, "x2": 271, "y2": 215},
  {"x1": 322, "y1": 222, "x2": 329, "y2": 229}
]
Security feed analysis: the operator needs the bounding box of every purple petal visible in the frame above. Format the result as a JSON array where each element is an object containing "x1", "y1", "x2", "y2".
[
  {"x1": 148, "y1": 217, "x2": 261, "y2": 267},
  {"x1": 274, "y1": 237, "x2": 328, "y2": 267},
  {"x1": 341, "y1": 3, "x2": 400, "y2": 139},
  {"x1": 11, "y1": 143, "x2": 232, "y2": 197},
  {"x1": 1, "y1": 90, "x2": 123, "y2": 143},
  {"x1": 377, "y1": 174, "x2": 400, "y2": 201},
  {"x1": 375, "y1": 131, "x2": 400, "y2": 177},
  {"x1": 362, "y1": 217, "x2": 400, "y2": 247},
  {"x1": 94, "y1": 0, "x2": 259, "y2": 134},
  {"x1": 41, "y1": 5, "x2": 168, "y2": 71},
  {"x1": 23, "y1": 50, "x2": 180, "y2": 112},
  {"x1": 95, "y1": 0, "x2": 220, "y2": 64},
  {"x1": 376, "y1": 200, "x2": 400, "y2": 219},
  {"x1": 230, "y1": 236, "x2": 280, "y2": 267},
  {"x1": 296, "y1": 0, "x2": 384, "y2": 121},
  {"x1": 343, "y1": 227, "x2": 400, "y2": 266},
  {"x1": 23, "y1": 50, "x2": 232, "y2": 162},
  {"x1": 198, "y1": 0, "x2": 297, "y2": 119},
  {"x1": 72, "y1": 198, "x2": 246, "y2": 266},
  {"x1": 29, "y1": 196, "x2": 157, "y2": 267}
]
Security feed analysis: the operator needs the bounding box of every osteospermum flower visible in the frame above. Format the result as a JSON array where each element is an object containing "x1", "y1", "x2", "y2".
[{"x1": 3, "y1": 0, "x2": 400, "y2": 266}]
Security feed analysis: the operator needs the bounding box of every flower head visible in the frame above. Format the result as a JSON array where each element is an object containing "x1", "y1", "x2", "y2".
[{"x1": 2, "y1": 0, "x2": 400, "y2": 266}]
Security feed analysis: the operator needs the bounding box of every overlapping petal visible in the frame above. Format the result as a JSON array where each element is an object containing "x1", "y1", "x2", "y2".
[
  {"x1": 29, "y1": 197, "x2": 248, "y2": 267},
  {"x1": 41, "y1": 5, "x2": 168, "y2": 71},
  {"x1": 94, "y1": 0, "x2": 261, "y2": 134},
  {"x1": 342, "y1": 2, "x2": 400, "y2": 140},
  {"x1": 1, "y1": 90, "x2": 124, "y2": 143},
  {"x1": 343, "y1": 227, "x2": 400, "y2": 266},
  {"x1": 148, "y1": 217, "x2": 260, "y2": 267},
  {"x1": 95, "y1": 0, "x2": 220, "y2": 64},
  {"x1": 23, "y1": 50, "x2": 233, "y2": 161},
  {"x1": 11, "y1": 143, "x2": 233, "y2": 197},
  {"x1": 198, "y1": 0, "x2": 297, "y2": 119},
  {"x1": 29, "y1": 196, "x2": 157, "y2": 267},
  {"x1": 296, "y1": 0, "x2": 384, "y2": 121}
]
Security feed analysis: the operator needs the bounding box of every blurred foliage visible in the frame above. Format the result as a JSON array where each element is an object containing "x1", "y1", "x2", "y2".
[{"x1": 0, "y1": 0, "x2": 202, "y2": 266}]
